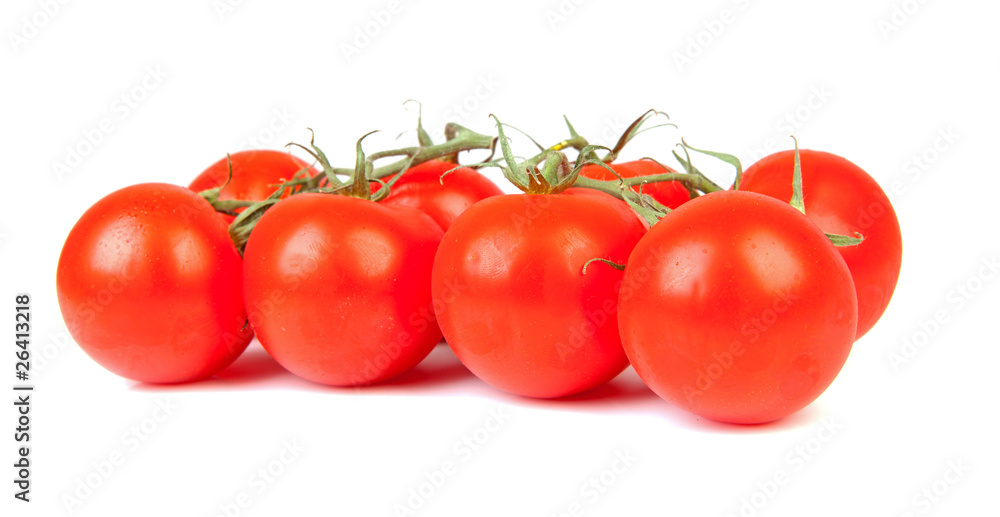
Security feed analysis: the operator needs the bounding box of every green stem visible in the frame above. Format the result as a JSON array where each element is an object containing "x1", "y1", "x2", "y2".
[
  {"x1": 217, "y1": 123, "x2": 496, "y2": 253},
  {"x1": 582, "y1": 258, "x2": 626, "y2": 274},
  {"x1": 573, "y1": 172, "x2": 723, "y2": 200},
  {"x1": 321, "y1": 125, "x2": 495, "y2": 180},
  {"x1": 299, "y1": 124, "x2": 495, "y2": 189},
  {"x1": 205, "y1": 198, "x2": 258, "y2": 215},
  {"x1": 533, "y1": 135, "x2": 589, "y2": 161},
  {"x1": 373, "y1": 132, "x2": 495, "y2": 178}
]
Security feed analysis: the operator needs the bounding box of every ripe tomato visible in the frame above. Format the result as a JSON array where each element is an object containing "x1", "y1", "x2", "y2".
[
  {"x1": 189, "y1": 150, "x2": 317, "y2": 223},
  {"x1": 619, "y1": 191, "x2": 857, "y2": 424},
  {"x1": 242, "y1": 193, "x2": 444, "y2": 386},
  {"x1": 56, "y1": 183, "x2": 253, "y2": 383},
  {"x1": 578, "y1": 160, "x2": 691, "y2": 209},
  {"x1": 741, "y1": 150, "x2": 902, "y2": 340},
  {"x1": 381, "y1": 159, "x2": 504, "y2": 230},
  {"x1": 432, "y1": 191, "x2": 647, "y2": 398}
]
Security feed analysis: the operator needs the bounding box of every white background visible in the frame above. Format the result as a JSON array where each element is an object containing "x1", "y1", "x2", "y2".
[{"x1": 2, "y1": 0, "x2": 998, "y2": 516}]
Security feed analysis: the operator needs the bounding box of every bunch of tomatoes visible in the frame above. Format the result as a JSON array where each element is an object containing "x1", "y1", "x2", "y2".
[{"x1": 56, "y1": 112, "x2": 902, "y2": 425}]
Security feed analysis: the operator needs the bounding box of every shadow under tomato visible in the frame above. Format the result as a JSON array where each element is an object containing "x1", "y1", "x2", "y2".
[
  {"x1": 129, "y1": 341, "x2": 294, "y2": 392},
  {"x1": 211, "y1": 345, "x2": 288, "y2": 384},
  {"x1": 299, "y1": 344, "x2": 480, "y2": 396},
  {"x1": 486, "y1": 368, "x2": 662, "y2": 416},
  {"x1": 683, "y1": 402, "x2": 829, "y2": 434},
  {"x1": 125, "y1": 342, "x2": 830, "y2": 433},
  {"x1": 639, "y1": 396, "x2": 828, "y2": 435},
  {"x1": 130, "y1": 341, "x2": 476, "y2": 394},
  {"x1": 361, "y1": 349, "x2": 475, "y2": 391},
  {"x1": 486, "y1": 367, "x2": 826, "y2": 434}
]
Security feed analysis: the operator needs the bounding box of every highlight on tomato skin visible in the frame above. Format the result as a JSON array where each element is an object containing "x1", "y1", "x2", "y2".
[
  {"x1": 740, "y1": 149, "x2": 902, "y2": 341},
  {"x1": 241, "y1": 193, "x2": 445, "y2": 387},
  {"x1": 431, "y1": 190, "x2": 647, "y2": 399},
  {"x1": 188, "y1": 149, "x2": 318, "y2": 223},
  {"x1": 55, "y1": 183, "x2": 253, "y2": 384},
  {"x1": 380, "y1": 159, "x2": 505, "y2": 231},
  {"x1": 618, "y1": 190, "x2": 858, "y2": 425}
]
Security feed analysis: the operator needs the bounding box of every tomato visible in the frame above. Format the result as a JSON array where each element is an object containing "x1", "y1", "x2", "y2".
[
  {"x1": 618, "y1": 191, "x2": 857, "y2": 424},
  {"x1": 741, "y1": 150, "x2": 902, "y2": 339},
  {"x1": 578, "y1": 160, "x2": 691, "y2": 209},
  {"x1": 189, "y1": 150, "x2": 317, "y2": 223},
  {"x1": 242, "y1": 193, "x2": 444, "y2": 386},
  {"x1": 432, "y1": 190, "x2": 647, "y2": 398},
  {"x1": 56, "y1": 183, "x2": 253, "y2": 383},
  {"x1": 381, "y1": 159, "x2": 504, "y2": 230}
]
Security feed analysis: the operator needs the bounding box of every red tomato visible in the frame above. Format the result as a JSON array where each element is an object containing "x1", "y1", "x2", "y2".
[
  {"x1": 619, "y1": 191, "x2": 857, "y2": 424},
  {"x1": 56, "y1": 183, "x2": 253, "y2": 383},
  {"x1": 578, "y1": 160, "x2": 691, "y2": 209},
  {"x1": 242, "y1": 193, "x2": 444, "y2": 386},
  {"x1": 432, "y1": 191, "x2": 647, "y2": 398},
  {"x1": 381, "y1": 160, "x2": 504, "y2": 230},
  {"x1": 741, "y1": 150, "x2": 902, "y2": 340},
  {"x1": 189, "y1": 150, "x2": 317, "y2": 223}
]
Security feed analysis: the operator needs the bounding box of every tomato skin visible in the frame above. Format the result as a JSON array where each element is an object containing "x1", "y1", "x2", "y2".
[
  {"x1": 56, "y1": 183, "x2": 252, "y2": 383},
  {"x1": 741, "y1": 150, "x2": 902, "y2": 340},
  {"x1": 242, "y1": 193, "x2": 444, "y2": 386},
  {"x1": 432, "y1": 191, "x2": 647, "y2": 398},
  {"x1": 578, "y1": 160, "x2": 691, "y2": 209},
  {"x1": 189, "y1": 150, "x2": 317, "y2": 223},
  {"x1": 381, "y1": 160, "x2": 504, "y2": 230},
  {"x1": 619, "y1": 191, "x2": 857, "y2": 424}
]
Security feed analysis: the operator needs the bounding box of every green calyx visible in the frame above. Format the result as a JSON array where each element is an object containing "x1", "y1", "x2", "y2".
[
  {"x1": 784, "y1": 136, "x2": 864, "y2": 248},
  {"x1": 197, "y1": 154, "x2": 259, "y2": 215},
  {"x1": 789, "y1": 136, "x2": 805, "y2": 214},
  {"x1": 484, "y1": 114, "x2": 588, "y2": 195},
  {"x1": 570, "y1": 158, "x2": 670, "y2": 227},
  {"x1": 480, "y1": 111, "x2": 746, "y2": 226}
]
